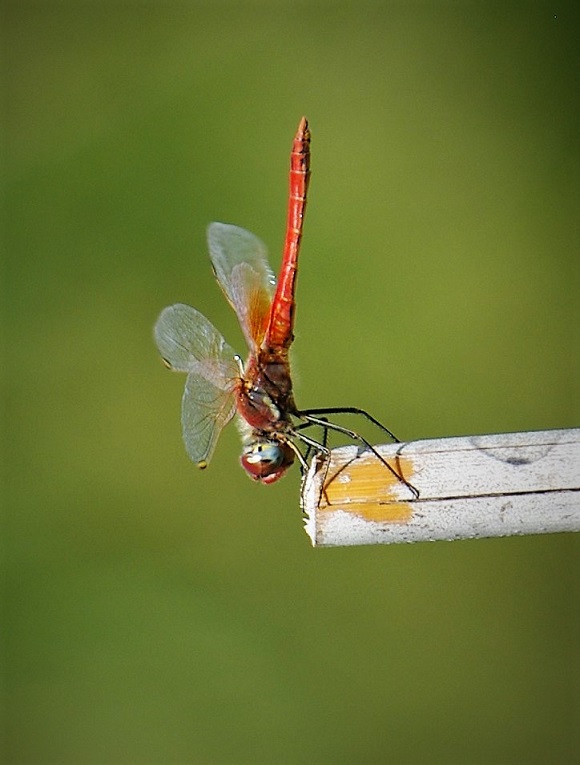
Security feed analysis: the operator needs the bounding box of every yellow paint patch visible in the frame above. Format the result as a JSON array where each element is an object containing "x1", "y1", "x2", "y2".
[{"x1": 317, "y1": 454, "x2": 415, "y2": 523}]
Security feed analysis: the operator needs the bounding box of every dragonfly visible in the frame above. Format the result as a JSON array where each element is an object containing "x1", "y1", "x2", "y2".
[{"x1": 154, "y1": 117, "x2": 412, "y2": 489}]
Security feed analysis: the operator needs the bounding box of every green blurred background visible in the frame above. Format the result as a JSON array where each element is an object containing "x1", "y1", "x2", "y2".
[{"x1": 4, "y1": 3, "x2": 579, "y2": 763}]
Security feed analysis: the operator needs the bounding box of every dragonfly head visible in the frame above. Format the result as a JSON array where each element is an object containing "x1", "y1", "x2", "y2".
[{"x1": 240, "y1": 438, "x2": 295, "y2": 484}]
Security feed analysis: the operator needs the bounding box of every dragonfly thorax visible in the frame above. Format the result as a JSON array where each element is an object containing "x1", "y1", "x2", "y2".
[
  {"x1": 236, "y1": 353, "x2": 295, "y2": 431},
  {"x1": 240, "y1": 438, "x2": 295, "y2": 484}
]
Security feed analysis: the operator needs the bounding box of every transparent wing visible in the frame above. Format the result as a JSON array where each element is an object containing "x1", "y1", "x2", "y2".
[
  {"x1": 207, "y1": 222, "x2": 276, "y2": 351},
  {"x1": 182, "y1": 370, "x2": 237, "y2": 467},
  {"x1": 154, "y1": 303, "x2": 239, "y2": 467},
  {"x1": 154, "y1": 303, "x2": 237, "y2": 378}
]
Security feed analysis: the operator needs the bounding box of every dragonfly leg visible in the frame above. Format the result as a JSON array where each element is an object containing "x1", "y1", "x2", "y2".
[
  {"x1": 292, "y1": 429, "x2": 334, "y2": 507},
  {"x1": 297, "y1": 413, "x2": 418, "y2": 499},
  {"x1": 294, "y1": 415, "x2": 330, "y2": 460},
  {"x1": 298, "y1": 406, "x2": 400, "y2": 443}
]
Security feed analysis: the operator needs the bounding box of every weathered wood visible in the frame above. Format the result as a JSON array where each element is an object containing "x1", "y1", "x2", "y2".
[{"x1": 301, "y1": 429, "x2": 580, "y2": 547}]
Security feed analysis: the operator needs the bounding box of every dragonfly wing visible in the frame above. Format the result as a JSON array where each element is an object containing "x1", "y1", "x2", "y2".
[
  {"x1": 154, "y1": 303, "x2": 237, "y2": 378},
  {"x1": 154, "y1": 303, "x2": 239, "y2": 468},
  {"x1": 207, "y1": 222, "x2": 275, "y2": 350},
  {"x1": 182, "y1": 370, "x2": 237, "y2": 467}
]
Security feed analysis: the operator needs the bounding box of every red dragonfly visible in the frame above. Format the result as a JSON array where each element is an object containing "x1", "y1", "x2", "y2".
[{"x1": 155, "y1": 118, "x2": 406, "y2": 487}]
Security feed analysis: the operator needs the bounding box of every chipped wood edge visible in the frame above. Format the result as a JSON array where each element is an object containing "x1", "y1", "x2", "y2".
[{"x1": 301, "y1": 428, "x2": 580, "y2": 547}]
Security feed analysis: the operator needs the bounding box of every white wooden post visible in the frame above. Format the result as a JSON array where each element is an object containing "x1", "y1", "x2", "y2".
[{"x1": 302, "y1": 428, "x2": 580, "y2": 547}]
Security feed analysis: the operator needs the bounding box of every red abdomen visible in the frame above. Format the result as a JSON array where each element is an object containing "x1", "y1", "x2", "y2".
[{"x1": 265, "y1": 117, "x2": 311, "y2": 350}]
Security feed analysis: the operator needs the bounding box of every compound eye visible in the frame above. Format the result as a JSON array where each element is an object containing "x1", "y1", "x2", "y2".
[
  {"x1": 244, "y1": 442, "x2": 284, "y2": 468},
  {"x1": 240, "y1": 440, "x2": 295, "y2": 483}
]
